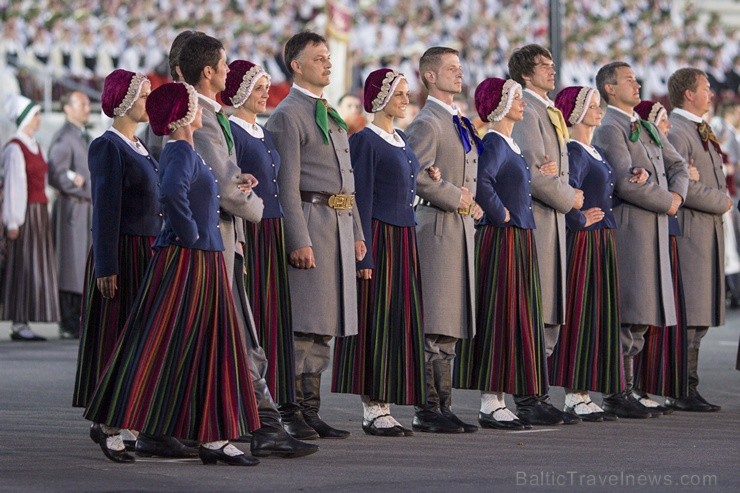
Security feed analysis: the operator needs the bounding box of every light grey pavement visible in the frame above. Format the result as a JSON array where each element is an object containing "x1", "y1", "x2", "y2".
[{"x1": 0, "y1": 314, "x2": 738, "y2": 492}]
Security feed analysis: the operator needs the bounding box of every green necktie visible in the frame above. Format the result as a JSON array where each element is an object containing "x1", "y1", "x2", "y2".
[
  {"x1": 629, "y1": 119, "x2": 663, "y2": 148},
  {"x1": 215, "y1": 111, "x2": 234, "y2": 155},
  {"x1": 315, "y1": 99, "x2": 348, "y2": 145}
]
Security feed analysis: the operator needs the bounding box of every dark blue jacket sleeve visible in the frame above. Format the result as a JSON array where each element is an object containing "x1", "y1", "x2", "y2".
[
  {"x1": 476, "y1": 143, "x2": 508, "y2": 224},
  {"x1": 350, "y1": 132, "x2": 376, "y2": 270},
  {"x1": 89, "y1": 137, "x2": 123, "y2": 277},
  {"x1": 159, "y1": 146, "x2": 199, "y2": 246},
  {"x1": 565, "y1": 145, "x2": 588, "y2": 230}
]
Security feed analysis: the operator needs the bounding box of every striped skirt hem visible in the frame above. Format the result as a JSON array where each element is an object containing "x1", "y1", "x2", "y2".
[
  {"x1": 332, "y1": 221, "x2": 426, "y2": 405},
  {"x1": 548, "y1": 229, "x2": 624, "y2": 394},
  {"x1": 634, "y1": 236, "x2": 689, "y2": 397},
  {"x1": 83, "y1": 245, "x2": 260, "y2": 441},
  {"x1": 243, "y1": 217, "x2": 296, "y2": 404},
  {"x1": 73, "y1": 235, "x2": 155, "y2": 408},
  {"x1": 454, "y1": 226, "x2": 548, "y2": 395}
]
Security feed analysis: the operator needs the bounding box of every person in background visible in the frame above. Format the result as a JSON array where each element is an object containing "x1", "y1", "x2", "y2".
[
  {"x1": 47, "y1": 90, "x2": 92, "y2": 339},
  {"x1": 2, "y1": 94, "x2": 60, "y2": 341}
]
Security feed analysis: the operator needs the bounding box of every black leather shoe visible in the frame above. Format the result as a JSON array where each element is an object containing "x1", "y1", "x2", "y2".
[
  {"x1": 89, "y1": 424, "x2": 135, "y2": 463},
  {"x1": 478, "y1": 409, "x2": 526, "y2": 430},
  {"x1": 135, "y1": 433, "x2": 199, "y2": 458},
  {"x1": 633, "y1": 395, "x2": 670, "y2": 417},
  {"x1": 281, "y1": 407, "x2": 320, "y2": 440},
  {"x1": 199, "y1": 444, "x2": 259, "y2": 466},
  {"x1": 563, "y1": 405, "x2": 604, "y2": 422},
  {"x1": 250, "y1": 426, "x2": 319, "y2": 458},
  {"x1": 412, "y1": 409, "x2": 463, "y2": 433},
  {"x1": 440, "y1": 408, "x2": 478, "y2": 433},
  {"x1": 362, "y1": 416, "x2": 404, "y2": 437},
  {"x1": 542, "y1": 402, "x2": 580, "y2": 425},
  {"x1": 602, "y1": 393, "x2": 651, "y2": 419},
  {"x1": 395, "y1": 425, "x2": 414, "y2": 436},
  {"x1": 695, "y1": 392, "x2": 721, "y2": 412},
  {"x1": 303, "y1": 413, "x2": 350, "y2": 439},
  {"x1": 516, "y1": 401, "x2": 564, "y2": 426},
  {"x1": 665, "y1": 395, "x2": 715, "y2": 412}
]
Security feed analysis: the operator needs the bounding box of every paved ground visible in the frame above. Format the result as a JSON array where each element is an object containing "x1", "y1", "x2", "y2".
[{"x1": 0, "y1": 314, "x2": 738, "y2": 492}]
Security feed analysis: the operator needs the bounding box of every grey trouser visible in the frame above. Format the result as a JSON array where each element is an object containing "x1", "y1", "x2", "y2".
[
  {"x1": 294, "y1": 332, "x2": 332, "y2": 375},
  {"x1": 424, "y1": 334, "x2": 458, "y2": 363}
]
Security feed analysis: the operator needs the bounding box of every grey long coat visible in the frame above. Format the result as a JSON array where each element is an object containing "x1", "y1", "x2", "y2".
[
  {"x1": 668, "y1": 112, "x2": 727, "y2": 327},
  {"x1": 47, "y1": 121, "x2": 91, "y2": 294},
  {"x1": 593, "y1": 107, "x2": 689, "y2": 327},
  {"x1": 511, "y1": 92, "x2": 575, "y2": 326},
  {"x1": 406, "y1": 100, "x2": 477, "y2": 339},
  {"x1": 193, "y1": 99, "x2": 264, "y2": 343},
  {"x1": 266, "y1": 88, "x2": 363, "y2": 337}
]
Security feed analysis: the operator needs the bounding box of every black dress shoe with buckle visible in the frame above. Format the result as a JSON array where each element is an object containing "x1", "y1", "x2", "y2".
[
  {"x1": 303, "y1": 413, "x2": 350, "y2": 439},
  {"x1": 633, "y1": 395, "x2": 670, "y2": 417},
  {"x1": 199, "y1": 444, "x2": 259, "y2": 466},
  {"x1": 478, "y1": 409, "x2": 526, "y2": 430},
  {"x1": 516, "y1": 401, "x2": 564, "y2": 426},
  {"x1": 135, "y1": 433, "x2": 199, "y2": 458},
  {"x1": 89, "y1": 424, "x2": 135, "y2": 463},
  {"x1": 602, "y1": 393, "x2": 651, "y2": 419},
  {"x1": 542, "y1": 402, "x2": 580, "y2": 425},
  {"x1": 563, "y1": 403, "x2": 604, "y2": 422},
  {"x1": 412, "y1": 408, "x2": 463, "y2": 433},
  {"x1": 250, "y1": 426, "x2": 319, "y2": 458},
  {"x1": 665, "y1": 395, "x2": 715, "y2": 412},
  {"x1": 10, "y1": 326, "x2": 46, "y2": 341},
  {"x1": 361, "y1": 416, "x2": 405, "y2": 437},
  {"x1": 440, "y1": 408, "x2": 478, "y2": 433}
]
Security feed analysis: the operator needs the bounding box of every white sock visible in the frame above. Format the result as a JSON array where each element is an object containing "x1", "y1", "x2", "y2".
[
  {"x1": 106, "y1": 434, "x2": 126, "y2": 452},
  {"x1": 480, "y1": 391, "x2": 505, "y2": 414},
  {"x1": 120, "y1": 429, "x2": 138, "y2": 442},
  {"x1": 634, "y1": 392, "x2": 660, "y2": 407},
  {"x1": 203, "y1": 440, "x2": 228, "y2": 450},
  {"x1": 380, "y1": 403, "x2": 403, "y2": 427},
  {"x1": 581, "y1": 392, "x2": 604, "y2": 413},
  {"x1": 100, "y1": 424, "x2": 120, "y2": 435},
  {"x1": 564, "y1": 392, "x2": 585, "y2": 408}
]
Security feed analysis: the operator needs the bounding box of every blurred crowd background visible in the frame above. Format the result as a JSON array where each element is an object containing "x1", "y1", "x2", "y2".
[{"x1": 1, "y1": 0, "x2": 738, "y2": 111}]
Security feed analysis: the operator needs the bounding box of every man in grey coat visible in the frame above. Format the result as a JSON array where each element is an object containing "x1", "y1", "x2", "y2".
[
  {"x1": 665, "y1": 67, "x2": 731, "y2": 412},
  {"x1": 508, "y1": 44, "x2": 583, "y2": 426},
  {"x1": 266, "y1": 32, "x2": 365, "y2": 440},
  {"x1": 593, "y1": 61, "x2": 689, "y2": 418},
  {"x1": 406, "y1": 46, "x2": 480, "y2": 434},
  {"x1": 47, "y1": 91, "x2": 92, "y2": 339},
  {"x1": 179, "y1": 33, "x2": 317, "y2": 458}
]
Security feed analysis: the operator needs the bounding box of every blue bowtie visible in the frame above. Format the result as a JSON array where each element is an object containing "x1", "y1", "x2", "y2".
[{"x1": 453, "y1": 114, "x2": 483, "y2": 155}]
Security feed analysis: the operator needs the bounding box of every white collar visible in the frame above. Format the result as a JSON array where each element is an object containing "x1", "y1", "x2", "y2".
[
  {"x1": 524, "y1": 88, "x2": 554, "y2": 107},
  {"x1": 292, "y1": 83, "x2": 324, "y2": 99},
  {"x1": 367, "y1": 122, "x2": 405, "y2": 148},
  {"x1": 488, "y1": 129, "x2": 521, "y2": 154},
  {"x1": 229, "y1": 115, "x2": 264, "y2": 139},
  {"x1": 671, "y1": 108, "x2": 704, "y2": 124},
  {"x1": 108, "y1": 127, "x2": 149, "y2": 156},
  {"x1": 607, "y1": 105, "x2": 638, "y2": 122},
  {"x1": 13, "y1": 131, "x2": 39, "y2": 152},
  {"x1": 570, "y1": 139, "x2": 603, "y2": 160},
  {"x1": 426, "y1": 96, "x2": 457, "y2": 116},
  {"x1": 197, "y1": 93, "x2": 221, "y2": 113}
]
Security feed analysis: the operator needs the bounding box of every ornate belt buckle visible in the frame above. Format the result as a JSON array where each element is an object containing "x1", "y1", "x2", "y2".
[{"x1": 328, "y1": 194, "x2": 353, "y2": 210}]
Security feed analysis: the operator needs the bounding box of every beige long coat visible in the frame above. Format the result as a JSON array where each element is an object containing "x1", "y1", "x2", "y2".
[
  {"x1": 511, "y1": 91, "x2": 576, "y2": 326},
  {"x1": 668, "y1": 112, "x2": 727, "y2": 327},
  {"x1": 406, "y1": 100, "x2": 478, "y2": 339},
  {"x1": 593, "y1": 107, "x2": 689, "y2": 326},
  {"x1": 266, "y1": 88, "x2": 363, "y2": 338}
]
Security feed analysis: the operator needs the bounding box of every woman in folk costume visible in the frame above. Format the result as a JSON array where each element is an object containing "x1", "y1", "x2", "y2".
[
  {"x1": 73, "y1": 70, "x2": 196, "y2": 459},
  {"x1": 2, "y1": 94, "x2": 60, "y2": 341},
  {"x1": 548, "y1": 86, "x2": 633, "y2": 421},
  {"x1": 332, "y1": 68, "x2": 434, "y2": 436},
  {"x1": 220, "y1": 60, "x2": 296, "y2": 408},
  {"x1": 454, "y1": 77, "x2": 553, "y2": 430},
  {"x1": 84, "y1": 82, "x2": 261, "y2": 466},
  {"x1": 632, "y1": 100, "x2": 691, "y2": 413}
]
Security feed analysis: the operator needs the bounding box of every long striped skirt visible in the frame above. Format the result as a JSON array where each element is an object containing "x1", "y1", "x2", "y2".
[
  {"x1": 243, "y1": 217, "x2": 295, "y2": 404},
  {"x1": 548, "y1": 229, "x2": 623, "y2": 394},
  {"x1": 72, "y1": 235, "x2": 155, "y2": 408},
  {"x1": 331, "y1": 221, "x2": 425, "y2": 405},
  {"x1": 83, "y1": 246, "x2": 260, "y2": 442},
  {"x1": 454, "y1": 226, "x2": 548, "y2": 396},
  {"x1": 634, "y1": 236, "x2": 688, "y2": 398},
  {"x1": 2, "y1": 203, "x2": 60, "y2": 322}
]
